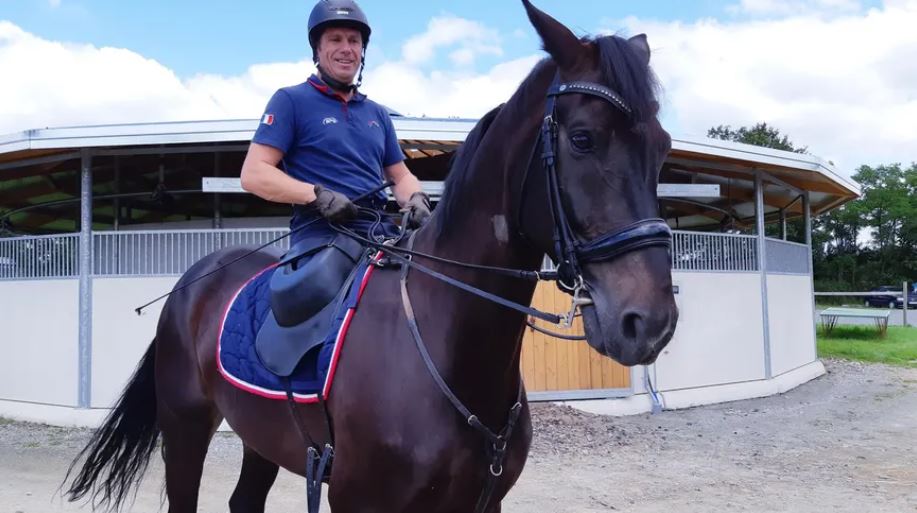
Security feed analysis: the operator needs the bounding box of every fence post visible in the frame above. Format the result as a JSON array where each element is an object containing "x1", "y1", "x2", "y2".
[
  {"x1": 78, "y1": 149, "x2": 93, "y2": 409},
  {"x1": 756, "y1": 171, "x2": 772, "y2": 379},
  {"x1": 904, "y1": 281, "x2": 909, "y2": 327}
]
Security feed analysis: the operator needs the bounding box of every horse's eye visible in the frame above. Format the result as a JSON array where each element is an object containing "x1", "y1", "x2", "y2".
[{"x1": 570, "y1": 132, "x2": 594, "y2": 152}]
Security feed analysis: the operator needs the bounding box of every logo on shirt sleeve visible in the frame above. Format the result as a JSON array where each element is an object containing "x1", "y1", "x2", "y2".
[
  {"x1": 367, "y1": 120, "x2": 380, "y2": 128},
  {"x1": 261, "y1": 114, "x2": 275, "y2": 126},
  {"x1": 322, "y1": 117, "x2": 339, "y2": 125}
]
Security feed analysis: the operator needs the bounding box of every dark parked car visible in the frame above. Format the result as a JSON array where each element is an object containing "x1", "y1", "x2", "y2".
[
  {"x1": 865, "y1": 285, "x2": 900, "y2": 308},
  {"x1": 894, "y1": 285, "x2": 917, "y2": 309}
]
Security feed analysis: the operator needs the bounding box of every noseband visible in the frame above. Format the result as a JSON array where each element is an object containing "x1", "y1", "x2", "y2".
[{"x1": 525, "y1": 74, "x2": 672, "y2": 290}]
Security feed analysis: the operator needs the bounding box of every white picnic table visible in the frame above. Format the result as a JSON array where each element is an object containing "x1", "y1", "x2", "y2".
[{"x1": 820, "y1": 307, "x2": 890, "y2": 336}]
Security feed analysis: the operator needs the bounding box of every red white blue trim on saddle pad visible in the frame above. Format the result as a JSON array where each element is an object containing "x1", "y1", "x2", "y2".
[{"x1": 216, "y1": 255, "x2": 378, "y2": 404}]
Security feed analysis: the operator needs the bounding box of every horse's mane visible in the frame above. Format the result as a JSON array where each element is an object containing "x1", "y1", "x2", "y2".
[
  {"x1": 433, "y1": 34, "x2": 660, "y2": 238},
  {"x1": 433, "y1": 102, "x2": 505, "y2": 238}
]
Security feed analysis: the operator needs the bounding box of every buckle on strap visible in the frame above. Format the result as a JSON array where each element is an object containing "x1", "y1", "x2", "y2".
[{"x1": 540, "y1": 115, "x2": 557, "y2": 163}]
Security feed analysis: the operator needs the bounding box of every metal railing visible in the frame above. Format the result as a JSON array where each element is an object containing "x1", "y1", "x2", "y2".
[
  {"x1": 765, "y1": 238, "x2": 810, "y2": 275},
  {"x1": 92, "y1": 229, "x2": 290, "y2": 276},
  {"x1": 1, "y1": 228, "x2": 798, "y2": 280},
  {"x1": 0, "y1": 233, "x2": 80, "y2": 280},
  {"x1": 672, "y1": 231, "x2": 759, "y2": 272}
]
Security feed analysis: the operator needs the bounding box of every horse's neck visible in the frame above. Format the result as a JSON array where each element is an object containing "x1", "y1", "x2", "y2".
[{"x1": 407, "y1": 65, "x2": 555, "y2": 419}]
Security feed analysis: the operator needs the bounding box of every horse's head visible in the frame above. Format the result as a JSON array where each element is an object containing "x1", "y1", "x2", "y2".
[{"x1": 519, "y1": 0, "x2": 678, "y2": 366}]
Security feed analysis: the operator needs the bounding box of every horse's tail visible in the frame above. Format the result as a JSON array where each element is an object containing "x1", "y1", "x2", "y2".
[{"x1": 64, "y1": 341, "x2": 160, "y2": 510}]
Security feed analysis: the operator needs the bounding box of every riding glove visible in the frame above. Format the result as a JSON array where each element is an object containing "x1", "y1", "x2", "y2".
[
  {"x1": 403, "y1": 191, "x2": 432, "y2": 228},
  {"x1": 311, "y1": 184, "x2": 358, "y2": 223}
]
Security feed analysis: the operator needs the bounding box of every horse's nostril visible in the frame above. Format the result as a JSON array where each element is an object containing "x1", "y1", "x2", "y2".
[{"x1": 622, "y1": 311, "x2": 643, "y2": 340}]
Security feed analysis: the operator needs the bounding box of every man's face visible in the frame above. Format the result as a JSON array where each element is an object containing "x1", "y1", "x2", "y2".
[{"x1": 317, "y1": 27, "x2": 363, "y2": 85}]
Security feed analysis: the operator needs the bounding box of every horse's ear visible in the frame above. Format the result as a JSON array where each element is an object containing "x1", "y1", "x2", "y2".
[
  {"x1": 628, "y1": 34, "x2": 651, "y2": 67},
  {"x1": 521, "y1": 0, "x2": 582, "y2": 70}
]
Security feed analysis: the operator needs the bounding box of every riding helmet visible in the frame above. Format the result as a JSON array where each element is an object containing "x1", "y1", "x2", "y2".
[{"x1": 308, "y1": 0, "x2": 372, "y2": 52}]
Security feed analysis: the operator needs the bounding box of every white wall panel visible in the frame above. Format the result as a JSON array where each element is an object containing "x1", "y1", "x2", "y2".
[
  {"x1": 767, "y1": 274, "x2": 817, "y2": 376},
  {"x1": 0, "y1": 280, "x2": 79, "y2": 406},
  {"x1": 654, "y1": 272, "x2": 766, "y2": 391},
  {"x1": 91, "y1": 277, "x2": 178, "y2": 407}
]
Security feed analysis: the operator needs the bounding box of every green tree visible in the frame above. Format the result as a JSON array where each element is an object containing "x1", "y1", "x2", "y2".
[
  {"x1": 707, "y1": 122, "x2": 916, "y2": 290},
  {"x1": 850, "y1": 163, "x2": 917, "y2": 286},
  {"x1": 707, "y1": 122, "x2": 808, "y2": 154}
]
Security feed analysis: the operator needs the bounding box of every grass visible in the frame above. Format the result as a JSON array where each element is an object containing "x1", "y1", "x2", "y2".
[{"x1": 817, "y1": 325, "x2": 917, "y2": 367}]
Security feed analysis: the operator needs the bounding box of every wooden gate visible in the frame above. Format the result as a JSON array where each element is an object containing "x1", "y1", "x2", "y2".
[{"x1": 521, "y1": 282, "x2": 631, "y2": 396}]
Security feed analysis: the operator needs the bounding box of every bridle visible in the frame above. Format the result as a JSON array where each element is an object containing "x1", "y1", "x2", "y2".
[{"x1": 519, "y1": 74, "x2": 673, "y2": 297}]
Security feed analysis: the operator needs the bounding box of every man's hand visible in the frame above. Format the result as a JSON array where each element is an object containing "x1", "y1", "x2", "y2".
[
  {"x1": 312, "y1": 184, "x2": 358, "y2": 223},
  {"x1": 403, "y1": 191, "x2": 432, "y2": 229}
]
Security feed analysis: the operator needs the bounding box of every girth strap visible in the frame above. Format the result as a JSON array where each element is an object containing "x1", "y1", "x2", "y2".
[{"x1": 281, "y1": 378, "x2": 335, "y2": 513}]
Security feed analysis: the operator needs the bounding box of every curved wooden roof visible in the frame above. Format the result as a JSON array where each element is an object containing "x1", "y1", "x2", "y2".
[{"x1": 0, "y1": 118, "x2": 859, "y2": 233}]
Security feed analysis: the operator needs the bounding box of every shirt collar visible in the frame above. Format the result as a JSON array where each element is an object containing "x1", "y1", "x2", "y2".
[{"x1": 307, "y1": 74, "x2": 366, "y2": 103}]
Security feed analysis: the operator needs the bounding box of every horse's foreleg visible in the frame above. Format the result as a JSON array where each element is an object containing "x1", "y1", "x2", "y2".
[{"x1": 228, "y1": 445, "x2": 280, "y2": 513}]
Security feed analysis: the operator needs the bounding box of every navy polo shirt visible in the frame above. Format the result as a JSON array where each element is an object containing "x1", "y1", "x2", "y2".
[{"x1": 252, "y1": 75, "x2": 404, "y2": 236}]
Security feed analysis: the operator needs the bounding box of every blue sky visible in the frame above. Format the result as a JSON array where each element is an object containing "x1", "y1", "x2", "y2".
[{"x1": 0, "y1": 0, "x2": 912, "y2": 174}]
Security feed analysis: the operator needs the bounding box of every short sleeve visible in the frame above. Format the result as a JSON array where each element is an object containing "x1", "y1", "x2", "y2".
[
  {"x1": 380, "y1": 109, "x2": 405, "y2": 167},
  {"x1": 252, "y1": 89, "x2": 295, "y2": 154}
]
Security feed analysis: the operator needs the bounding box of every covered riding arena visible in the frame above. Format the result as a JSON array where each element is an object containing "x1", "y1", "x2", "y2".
[{"x1": 0, "y1": 117, "x2": 858, "y2": 426}]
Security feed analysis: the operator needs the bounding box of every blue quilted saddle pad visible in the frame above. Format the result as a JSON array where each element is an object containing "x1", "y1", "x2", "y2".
[{"x1": 217, "y1": 257, "x2": 377, "y2": 404}]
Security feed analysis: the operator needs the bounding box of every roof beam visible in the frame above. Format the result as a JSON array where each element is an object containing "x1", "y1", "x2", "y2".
[{"x1": 0, "y1": 151, "x2": 81, "y2": 172}]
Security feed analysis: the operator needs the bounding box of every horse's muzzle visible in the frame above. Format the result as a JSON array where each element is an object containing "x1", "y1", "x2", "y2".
[{"x1": 580, "y1": 296, "x2": 677, "y2": 367}]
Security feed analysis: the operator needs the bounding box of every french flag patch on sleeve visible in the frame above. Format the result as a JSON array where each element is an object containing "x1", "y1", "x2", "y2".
[{"x1": 261, "y1": 114, "x2": 274, "y2": 126}]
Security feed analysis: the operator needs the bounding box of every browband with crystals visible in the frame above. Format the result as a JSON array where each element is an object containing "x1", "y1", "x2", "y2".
[{"x1": 548, "y1": 81, "x2": 632, "y2": 116}]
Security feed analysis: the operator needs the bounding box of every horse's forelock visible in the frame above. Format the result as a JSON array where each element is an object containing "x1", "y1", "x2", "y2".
[{"x1": 593, "y1": 35, "x2": 661, "y2": 123}]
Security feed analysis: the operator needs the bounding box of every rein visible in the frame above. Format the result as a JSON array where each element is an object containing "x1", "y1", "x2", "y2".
[{"x1": 398, "y1": 231, "x2": 524, "y2": 512}]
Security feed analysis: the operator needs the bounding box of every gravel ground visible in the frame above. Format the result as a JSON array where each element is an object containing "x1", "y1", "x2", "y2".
[{"x1": 2, "y1": 359, "x2": 916, "y2": 512}]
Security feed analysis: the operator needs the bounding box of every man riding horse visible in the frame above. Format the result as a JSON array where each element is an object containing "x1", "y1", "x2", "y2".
[
  {"x1": 64, "y1": 1, "x2": 678, "y2": 512},
  {"x1": 240, "y1": 0, "x2": 432, "y2": 244}
]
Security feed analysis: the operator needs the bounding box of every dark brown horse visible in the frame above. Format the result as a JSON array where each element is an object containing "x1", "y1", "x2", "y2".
[{"x1": 65, "y1": 1, "x2": 678, "y2": 511}]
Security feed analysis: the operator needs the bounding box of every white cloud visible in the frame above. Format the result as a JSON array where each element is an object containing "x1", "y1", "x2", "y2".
[
  {"x1": 0, "y1": 21, "x2": 312, "y2": 132},
  {"x1": 401, "y1": 16, "x2": 503, "y2": 67},
  {"x1": 363, "y1": 54, "x2": 540, "y2": 118},
  {"x1": 7, "y1": 2, "x2": 913, "y2": 179},
  {"x1": 610, "y1": 1, "x2": 917, "y2": 173},
  {"x1": 48, "y1": 0, "x2": 61, "y2": 8},
  {"x1": 0, "y1": 16, "x2": 527, "y2": 136},
  {"x1": 727, "y1": 0, "x2": 863, "y2": 16}
]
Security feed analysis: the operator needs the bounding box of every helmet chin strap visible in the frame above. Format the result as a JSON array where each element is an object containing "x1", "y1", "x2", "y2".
[{"x1": 316, "y1": 53, "x2": 365, "y2": 93}]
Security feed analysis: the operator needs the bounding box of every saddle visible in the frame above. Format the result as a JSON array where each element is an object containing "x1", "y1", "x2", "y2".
[{"x1": 255, "y1": 233, "x2": 367, "y2": 377}]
